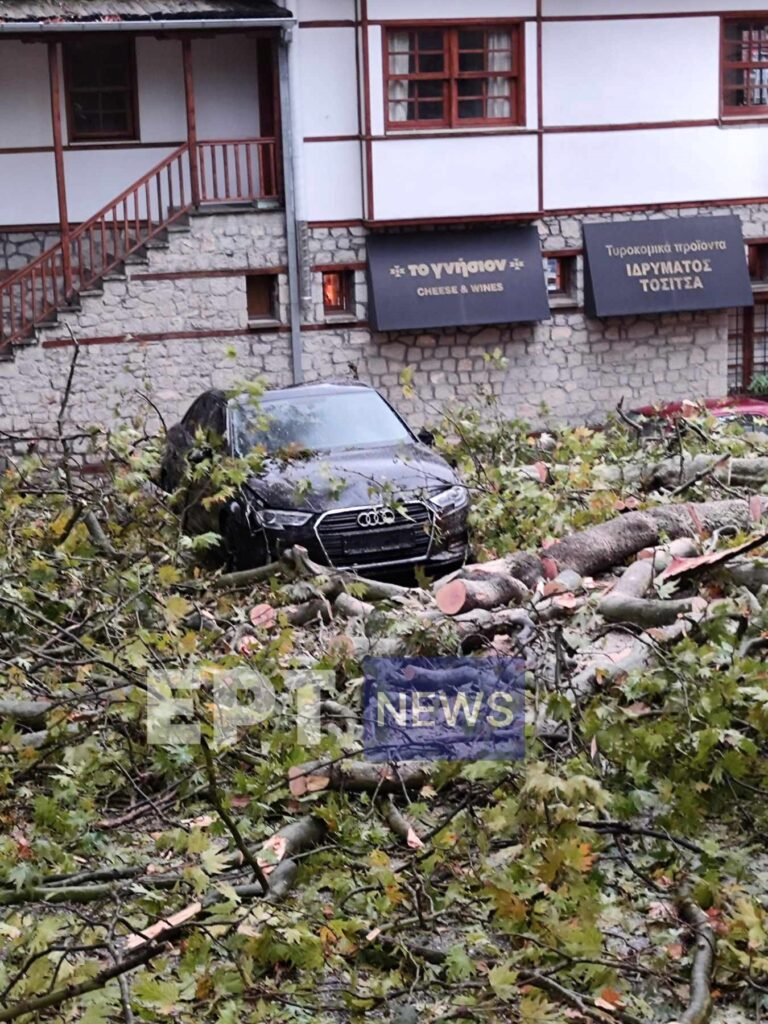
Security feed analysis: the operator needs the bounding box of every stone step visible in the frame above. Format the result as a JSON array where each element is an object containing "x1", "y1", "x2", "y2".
[{"x1": 1, "y1": 214, "x2": 196, "y2": 359}]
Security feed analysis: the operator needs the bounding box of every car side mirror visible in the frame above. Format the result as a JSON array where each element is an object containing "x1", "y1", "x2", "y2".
[{"x1": 417, "y1": 428, "x2": 435, "y2": 447}]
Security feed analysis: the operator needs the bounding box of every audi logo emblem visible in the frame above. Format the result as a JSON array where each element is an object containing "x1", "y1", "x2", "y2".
[{"x1": 357, "y1": 508, "x2": 397, "y2": 528}]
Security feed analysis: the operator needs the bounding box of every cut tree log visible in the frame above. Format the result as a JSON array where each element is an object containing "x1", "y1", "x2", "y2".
[
  {"x1": 283, "y1": 597, "x2": 333, "y2": 627},
  {"x1": 722, "y1": 558, "x2": 768, "y2": 591},
  {"x1": 434, "y1": 569, "x2": 529, "y2": 616},
  {"x1": 433, "y1": 498, "x2": 768, "y2": 620},
  {"x1": 380, "y1": 798, "x2": 425, "y2": 849}
]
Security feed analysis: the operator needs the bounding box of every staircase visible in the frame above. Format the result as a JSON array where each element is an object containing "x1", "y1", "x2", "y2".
[{"x1": 0, "y1": 138, "x2": 280, "y2": 359}]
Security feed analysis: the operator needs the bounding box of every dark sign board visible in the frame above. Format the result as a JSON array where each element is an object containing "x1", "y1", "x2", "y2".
[
  {"x1": 367, "y1": 227, "x2": 550, "y2": 331},
  {"x1": 583, "y1": 215, "x2": 753, "y2": 318}
]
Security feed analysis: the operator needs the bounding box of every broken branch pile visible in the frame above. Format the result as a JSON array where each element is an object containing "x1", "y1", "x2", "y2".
[{"x1": 3, "y1": 402, "x2": 768, "y2": 1024}]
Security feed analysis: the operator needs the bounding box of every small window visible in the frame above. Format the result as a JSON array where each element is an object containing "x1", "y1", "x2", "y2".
[
  {"x1": 748, "y1": 242, "x2": 768, "y2": 283},
  {"x1": 246, "y1": 274, "x2": 278, "y2": 323},
  {"x1": 729, "y1": 301, "x2": 768, "y2": 393},
  {"x1": 322, "y1": 269, "x2": 353, "y2": 315},
  {"x1": 722, "y1": 18, "x2": 768, "y2": 116},
  {"x1": 544, "y1": 255, "x2": 576, "y2": 300},
  {"x1": 64, "y1": 39, "x2": 138, "y2": 142},
  {"x1": 386, "y1": 25, "x2": 523, "y2": 129}
]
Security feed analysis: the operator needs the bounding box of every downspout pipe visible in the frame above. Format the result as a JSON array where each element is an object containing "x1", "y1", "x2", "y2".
[{"x1": 278, "y1": 23, "x2": 304, "y2": 384}]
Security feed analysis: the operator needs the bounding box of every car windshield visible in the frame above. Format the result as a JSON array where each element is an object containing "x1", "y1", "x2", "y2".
[{"x1": 231, "y1": 390, "x2": 413, "y2": 455}]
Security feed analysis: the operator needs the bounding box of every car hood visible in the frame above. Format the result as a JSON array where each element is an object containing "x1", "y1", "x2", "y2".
[{"x1": 244, "y1": 442, "x2": 459, "y2": 512}]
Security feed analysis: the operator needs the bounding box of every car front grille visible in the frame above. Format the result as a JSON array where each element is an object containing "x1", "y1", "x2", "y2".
[{"x1": 315, "y1": 502, "x2": 434, "y2": 567}]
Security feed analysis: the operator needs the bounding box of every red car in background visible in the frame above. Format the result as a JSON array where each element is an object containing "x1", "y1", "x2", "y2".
[{"x1": 630, "y1": 396, "x2": 768, "y2": 434}]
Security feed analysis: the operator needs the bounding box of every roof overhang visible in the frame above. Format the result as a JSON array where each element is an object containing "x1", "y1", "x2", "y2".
[
  {"x1": 0, "y1": 2, "x2": 294, "y2": 33},
  {"x1": 0, "y1": 19, "x2": 292, "y2": 31}
]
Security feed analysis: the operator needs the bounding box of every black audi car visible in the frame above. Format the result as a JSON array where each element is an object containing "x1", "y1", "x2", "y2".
[{"x1": 160, "y1": 380, "x2": 470, "y2": 574}]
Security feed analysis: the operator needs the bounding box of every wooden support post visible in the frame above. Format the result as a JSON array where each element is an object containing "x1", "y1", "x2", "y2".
[
  {"x1": 48, "y1": 41, "x2": 72, "y2": 297},
  {"x1": 182, "y1": 38, "x2": 201, "y2": 207}
]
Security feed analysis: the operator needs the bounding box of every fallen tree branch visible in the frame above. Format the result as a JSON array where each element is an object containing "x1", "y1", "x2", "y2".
[
  {"x1": 0, "y1": 700, "x2": 53, "y2": 729},
  {"x1": 380, "y1": 798, "x2": 425, "y2": 849},
  {"x1": 369, "y1": 934, "x2": 644, "y2": 1024},
  {"x1": 288, "y1": 760, "x2": 430, "y2": 796},
  {"x1": 669, "y1": 897, "x2": 716, "y2": 1024},
  {"x1": 599, "y1": 595, "x2": 702, "y2": 628},
  {"x1": 0, "y1": 933, "x2": 183, "y2": 1024}
]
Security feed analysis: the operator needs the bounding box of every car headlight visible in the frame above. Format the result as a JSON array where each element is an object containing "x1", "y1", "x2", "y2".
[
  {"x1": 255, "y1": 509, "x2": 313, "y2": 530},
  {"x1": 430, "y1": 485, "x2": 468, "y2": 512}
]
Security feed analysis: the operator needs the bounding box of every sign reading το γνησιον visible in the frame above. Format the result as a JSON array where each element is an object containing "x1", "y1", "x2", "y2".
[{"x1": 367, "y1": 227, "x2": 550, "y2": 331}]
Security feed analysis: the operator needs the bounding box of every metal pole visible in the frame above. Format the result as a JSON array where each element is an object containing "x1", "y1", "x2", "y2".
[{"x1": 278, "y1": 26, "x2": 304, "y2": 385}]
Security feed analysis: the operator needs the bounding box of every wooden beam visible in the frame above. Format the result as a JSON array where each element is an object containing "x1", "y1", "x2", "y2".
[
  {"x1": 48, "y1": 41, "x2": 72, "y2": 297},
  {"x1": 182, "y1": 38, "x2": 200, "y2": 206}
]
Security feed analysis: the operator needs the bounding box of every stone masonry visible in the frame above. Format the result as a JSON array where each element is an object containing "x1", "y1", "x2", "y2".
[
  {"x1": 1, "y1": 201, "x2": 764, "y2": 438},
  {"x1": 0, "y1": 229, "x2": 61, "y2": 273}
]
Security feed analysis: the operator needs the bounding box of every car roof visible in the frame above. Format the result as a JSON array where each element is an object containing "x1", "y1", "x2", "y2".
[{"x1": 234, "y1": 379, "x2": 376, "y2": 404}]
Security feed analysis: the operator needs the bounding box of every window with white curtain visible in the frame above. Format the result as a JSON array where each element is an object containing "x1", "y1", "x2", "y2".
[{"x1": 385, "y1": 25, "x2": 523, "y2": 129}]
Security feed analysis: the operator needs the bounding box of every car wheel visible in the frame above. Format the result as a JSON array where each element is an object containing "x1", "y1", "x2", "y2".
[{"x1": 221, "y1": 504, "x2": 268, "y2": 572}]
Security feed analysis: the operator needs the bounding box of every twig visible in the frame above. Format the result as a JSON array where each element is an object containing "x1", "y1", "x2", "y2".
[
  {"x1": 576, "y1": 820, "x2": 704, "y2": 856},
  {"x1": 200, "y1": 736, "x2": 270, "y2": 893},
  {"x1": 669, "y1": 455, "x2": 731, "y2": 498},
  {"x1": 616, "y1": 397, "x2": 642, "y2": 436}
]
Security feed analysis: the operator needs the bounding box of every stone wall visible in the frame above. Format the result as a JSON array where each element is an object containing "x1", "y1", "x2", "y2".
[
  {"x1": 0, "y1": 201, "x2": 761, "y2": 438},
  {"x1": 299, "y1": 205, "x2": 743, "y2": 426},
  {"x1": 0, "y1": 229, "x2": 60, "y2": 273}
]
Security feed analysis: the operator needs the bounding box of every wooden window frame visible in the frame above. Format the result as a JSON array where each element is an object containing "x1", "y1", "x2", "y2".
[
  {"x1": 728, "y1": 298, "x2": 768, "y2": 393},
  {"x1": 322, "y1": 269, "x2": 354, "y2": 315},
  {"x1": 383, "y1": 23, "x2": 525, "y2": 132},
  {"x1": 63, "y1": 37, "x2": 139, "y2": 143},
  {"x1": 544, "y1": 253, "x2": 578, "y2": 305},
  {"x1": 246, "y1": 272, "x2": 279, "y2": 324},
  {"x1": 721, "y1": 16, "x2": 768, "y2": 118},
  {"x1": 544, "y1": 255, "x2": 574, "y2": 297},
  {"x1": 748, "y1": 241, "x2": 768, "y2": 282}
]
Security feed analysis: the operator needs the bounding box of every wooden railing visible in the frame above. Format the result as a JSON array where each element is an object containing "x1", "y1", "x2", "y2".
[
  {"x1": 0, "y1": 137, "x2": 280, "y2": 353},
  {"x1": 198, "y1": 139, "x2": 280, "y2": 204}
]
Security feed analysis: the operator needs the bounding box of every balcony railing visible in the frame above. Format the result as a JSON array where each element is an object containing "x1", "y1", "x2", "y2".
[
  {"x1": 198, "y1": 138, "x2": 280, "y2": 204},
  {"x1": 0, "y1": 137, "x2": 281, "y2": 353}
]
